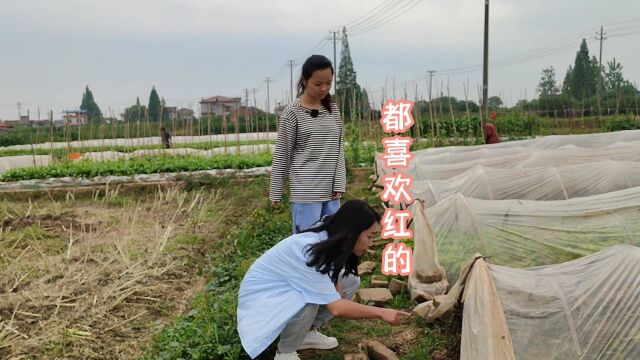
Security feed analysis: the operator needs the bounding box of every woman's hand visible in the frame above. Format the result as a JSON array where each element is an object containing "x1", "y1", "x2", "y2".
[
  {"x1": 331, "y1": 192, "x2": 343, "y2": 200},
  {"x1": 378, "y1": 308, "x2": 411, "y2": 325}
]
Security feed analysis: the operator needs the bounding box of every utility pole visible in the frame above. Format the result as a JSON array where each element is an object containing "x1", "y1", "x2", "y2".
[
  {"x1": 596, "y1": 25, "x2": 607, "y2": 117},
  {"x1": 482, "y1": 0, "x2": 490, "y2": 120},
  {"x1": 427, "y1": 71, "x2": 436, "y2": 102},
  {"x1": 265, "y1": 77, "x2": 272, "y2": 114},
  {"x1": 252, "y1": 88, "x2": 257, "y2": 108},
  {"x1": 326, "y1": 30, "x2": 342, "y2": 94},
  {"x1": 244, "y1": 88, "x2": 250, "y2": 108},
  {"x1": 287, "y1": 60, "x2": 296, "y2": 102},
  {"x1": 17, "y1": 102, "x2": 22, "y2": 118}
]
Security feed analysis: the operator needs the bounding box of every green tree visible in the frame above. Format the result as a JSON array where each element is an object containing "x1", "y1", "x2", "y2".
[
  {"x1": 562, "y1": 65, "x2": 573, "y2": 95},
  {"x1": 123, "y1": 97, "x2": 147, "y2": 122},
  {"x1": 487, "y1": 96, "x2": 503, "y2": 110},
  {"x1": 604, "y1": 58, "x2": 626, "y2": 94},
  {"x1": 569, "y1": 39, "x2": 597, "y2": 100},
  {"x1": 148, "y1": 86, "x2": 161, "y2": 122},
  {"x1": 603, "y1": 58, "x2": 638, "y2": 114},
  {"x1": 538, "y1": 67, "x2": 559, "y2": 97},
  {"x1": 80, "y1": 86, "x2": 102, "y2": 123},
  {"x1": 336, "y1": 26, "x2": 365, "y2": 118}
]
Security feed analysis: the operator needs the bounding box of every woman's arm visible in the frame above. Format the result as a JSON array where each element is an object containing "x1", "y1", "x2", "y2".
[
  {"x1": 326, "y1": 299, "x2": 410, "y2": 325},
  {"x1": 332, "y1": 115, "x2": 347, "y2": 195},
  {"x1": 269, "y1": 114, "x2": 296, "y2": 204}
]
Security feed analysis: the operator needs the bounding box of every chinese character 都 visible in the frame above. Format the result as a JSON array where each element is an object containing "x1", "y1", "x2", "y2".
[{"x1": 380, "y1": 99, "x2": 414, "y2": 133}]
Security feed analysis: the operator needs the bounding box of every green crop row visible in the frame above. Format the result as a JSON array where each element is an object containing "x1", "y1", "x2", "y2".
[
  {"x1": 0, "y1": 140, "x2": 274, "y2": 159},
  {"x1": 0, "y1": 153, "x2": 273, "y2": 182}
]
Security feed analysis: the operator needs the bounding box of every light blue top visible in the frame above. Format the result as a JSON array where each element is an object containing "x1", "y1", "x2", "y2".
[{"x1": 237, "y1": 230, "x2": 340, "y2": 358}]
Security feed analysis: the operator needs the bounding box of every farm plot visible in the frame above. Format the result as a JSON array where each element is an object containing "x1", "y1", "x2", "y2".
[{"x1": 0, "y1": 181, "x2": 258, "y2": 359}]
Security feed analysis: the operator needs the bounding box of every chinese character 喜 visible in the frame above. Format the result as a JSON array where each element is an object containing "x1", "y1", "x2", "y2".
[{"x1": 381, "y1": 136, "x2": 414, "y2": 168}]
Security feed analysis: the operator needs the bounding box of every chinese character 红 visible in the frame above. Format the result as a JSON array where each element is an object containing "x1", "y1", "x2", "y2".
[{"x1": 381, "y1": 207, "x2": 413, "y2": 239}]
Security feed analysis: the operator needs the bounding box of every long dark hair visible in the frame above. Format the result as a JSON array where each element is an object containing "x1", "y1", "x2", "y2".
[
  {"x1": 304, "y1": 200, "x2": 381, "y2": 283},
  {"x1": 297, "y1": 55, "x2": 334, "y2": 113}
]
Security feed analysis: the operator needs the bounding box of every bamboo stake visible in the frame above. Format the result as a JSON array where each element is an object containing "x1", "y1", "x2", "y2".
[
  {"x1": 447, "y1": 77, "x2": 456, "y2": 137},
  {"x1": 477, "y1": 83, "x2": 485, "y2": 144},
  {"x1": 49, "y1": 110, "x2": 55, "y2": 162},
  {"x1": 463, "y1": 79, "x2": 472, "y2": 141}
]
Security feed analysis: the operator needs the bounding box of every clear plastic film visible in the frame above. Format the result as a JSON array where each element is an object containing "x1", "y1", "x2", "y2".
[
  {"x1": 376, "y1": 139, "x2": 640, "y2": 184},
  {"x1": 411, "y1": 161, "x2": 640, "y2": 206},
  {"x1": 435, "y1": 246, "x2": 640, "y2": 360},
  {"x1": 491, "y1": 245, "x2": 640, "y2": 359},
  {"x1": 410, "y1": 129, "x2": 640, "y2": 160},
  {"x1": 409, "y1": 186, "x2": 640, "y2": 281}
]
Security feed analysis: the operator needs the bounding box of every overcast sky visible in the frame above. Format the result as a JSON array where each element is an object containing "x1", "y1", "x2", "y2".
[{"x1": 1, "y1": 0, "x2": 638, "y2": 119}]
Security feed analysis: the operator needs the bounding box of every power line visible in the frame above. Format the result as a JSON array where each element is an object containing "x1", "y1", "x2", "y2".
[
  {"x1": 351, "y1": 0, "x2": 424, "y2": 36},
  {"x1": 344, "y1": 0, "x2": 397, "y2": 28},
  {"x1": 348, "y1": 0, "x2": 404, "y2": 32},
  {"x1": 365, "y1": 25, "x2": 640, "y2": 96}
]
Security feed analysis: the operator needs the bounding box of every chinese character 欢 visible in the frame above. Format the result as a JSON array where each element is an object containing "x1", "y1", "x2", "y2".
[
  {"x1": 380, "y1": 172, "x2": 414, "y2": 205},
  {"x1": 382, "y1": 242, "x2": 413, "y2": 276},
  {"x1": 380, "y1": 99, "x2": 414, "y2": 133},
  {"x1": 381, "y1": 208, "x2": 413, "y2": 240},
  {"x1": 381, "y1": 136, "x2": 414, "y2": 168}
]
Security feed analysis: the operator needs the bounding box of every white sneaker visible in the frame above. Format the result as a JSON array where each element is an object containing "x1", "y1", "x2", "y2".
[
  {"x1": 297, "y1": 329, "x2": 339, "y2": 350},
  {"x1": 274, "y1": 351, "x2": 301, "y2": 360}
]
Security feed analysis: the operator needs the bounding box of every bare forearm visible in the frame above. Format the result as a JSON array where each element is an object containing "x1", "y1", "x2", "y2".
[{"x1": 328, "y1": 299, "x2": 381, "y2": 320}]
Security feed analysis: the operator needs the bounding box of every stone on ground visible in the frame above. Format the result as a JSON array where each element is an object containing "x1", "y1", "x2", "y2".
[
  {"x1": 365, "y1": 340, "x2": 399, "y2": 360},
  {"x1": 388, "y1": 279, "x2": 407, "y2": 295},
  {"x1": 357, "y1": 288, "x2": 393, "y2": 305},
  {"x1": 358, "y1": 261, "x2": 377, "y2": 275}
]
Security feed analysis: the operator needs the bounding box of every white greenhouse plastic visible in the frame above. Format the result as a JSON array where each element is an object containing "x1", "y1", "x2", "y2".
[
  {"x1": 411, "y1": 161, "x2": 640, "y2": 206},
  {"x1": 419, "y1": 245, "x2": 640, "y2": 360},
  {"x1": 412, "y1": 129, "x2": 640, "y2": 159},
  {"x1": 410, "y1": 186, "x2": 640, "y2": 281},
  {"x1": 376, "y1": 139, "x2": 640, "y2": 183}
]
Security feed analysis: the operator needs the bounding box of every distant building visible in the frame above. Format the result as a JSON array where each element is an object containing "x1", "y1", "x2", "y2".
[
  {"x1": 62, "y1": 110, "x2": 87, "y2": 126},
  {"x1": 274, "y1": 104, "x2": 287, "y2": 117},
  {"x1": 177, "y1": 108, "x2": 195, "y2": 121},
  {"x1": 199, "y1": 95, "x2": 241, "y2": 117},
  {"x1": 164, "y1": 106, "x2": 177, "y2": 120},
  {"x1": 233, "y1": 106, "x2": 263, "y2": 118}
]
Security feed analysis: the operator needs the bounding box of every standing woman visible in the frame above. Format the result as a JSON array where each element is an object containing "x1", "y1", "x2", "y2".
[{"x1": 270, "y1": 55, "x2": 346, "y2": 234}]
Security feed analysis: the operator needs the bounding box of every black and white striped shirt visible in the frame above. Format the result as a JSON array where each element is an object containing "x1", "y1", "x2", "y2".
[{"x1": 269, "y1": 98, "x2": 346, "y2": 203}]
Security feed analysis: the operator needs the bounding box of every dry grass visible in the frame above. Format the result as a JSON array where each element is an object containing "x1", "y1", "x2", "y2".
[{"x1": 0, "y1": 184, "x2": 233, "y2": 359}]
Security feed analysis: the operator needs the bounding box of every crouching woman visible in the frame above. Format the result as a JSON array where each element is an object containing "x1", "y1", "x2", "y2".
[{"x1": 237, "y1": 200, "x2": 409, "y2": 359}]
